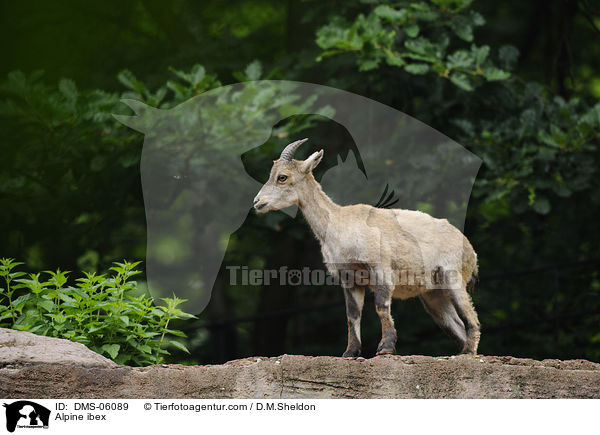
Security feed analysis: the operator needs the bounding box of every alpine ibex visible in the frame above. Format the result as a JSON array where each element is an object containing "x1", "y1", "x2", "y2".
[{"x1": 253, "y1": 138, "x2": 480, "y2": 357}]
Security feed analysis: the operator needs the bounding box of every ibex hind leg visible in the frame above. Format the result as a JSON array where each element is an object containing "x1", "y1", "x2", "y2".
[
  {"x1": 419, "y1": 289, "x2": 467, "y2": 354},
  {"x1": 373, "y1": 285, "x2": 397, "y2": 355},
  {"x1": 450, "y1": 287, "x2": 481, "y2": 354}
]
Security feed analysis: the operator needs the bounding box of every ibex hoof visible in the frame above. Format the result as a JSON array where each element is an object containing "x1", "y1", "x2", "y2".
[
  {"x1": 342, "y1": 348, "x2": 361, "y2": 358},
  {"x1": 376, "y1": 343, "x2": 395, "y2": 355}
]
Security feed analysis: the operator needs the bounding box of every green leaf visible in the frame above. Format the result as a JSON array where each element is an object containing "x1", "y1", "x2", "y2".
[
  {"x1": 87, "y1": 324, "x2": 105, "y2": 334},
  {"x1": 114, "y1": 353, "x2": 133, "y2": 366},
  {"x1": 385, "y1": 54, "x2": 405, "y2": 67},
  {"x1": 0, "y1": 311, "x2": 14, "y2": 321},
  {"x1": 404, "y1": 38, "x2": 436, "y2": 57},
  {"x1": 450, "y1": 16, "x2": 473, "y2": 41},
  {"x1": 374, "y1": 5, "x2": 408, "y2": 23},
  {"x1": 499, "y1": 45, "x2": 520, "y2": 70},
  {"x1": 550, "y1": 124, "x2": 566, "y2": 145},
  {"x1": 359, "y1": 58, "x2": 381, "y2": 71},
  {"x1": 138, "y1": 344, "x2": 152, "y2": 354},
  {"x1": 449, "y1": 72, "x2": 473, "y2": 91},
  {"x1": 472, "y1": 45, "x2": 490, "y2": 67},
  {"x1": 140, "y1": 331, "x2": 161, "y2": 338},
  {"x1": 316, "y1": 49, "x2": 345, "y2": 61},
  {"x1": 164, "y1": 328, "x2": 187, "y2": 337},
  {"x1": 244, "y1": 60, "x2": 262, "y2": 81},
  {"x1": 168, "y1": 340, "x2": 190, "y2": 353},
  {"x1": 58, "y1": 79, "x2": 78, "y2": 103},
  {"x1": 101, "y1": 344, "x2": 120, "y2": 359},
  {"x1": 532, "y1": 197, "x2": 551, "y2": 214},
  {"x1": 150, "y1": 308, "x2": 165, "y2": 317},
  {"x1": 402, "y1": 52, "x2": 437, "y2": 62},
  {"x1": 58, "y1": 293, "x2": 77, "y2": 305},
  {"x1": 166, "y1": 80, "x2": 188, "y2": 98},
  {"x1": 553, "y1": 183, "x2": 571, "y2": 198},
  {"x1": 28, "y1": 324, "x2": 47, "y2": 334},
  {"x1": 37, "y1": 299, "x2": 54, "y2": 312},
  {"x1": 189, "y1": 64, "x2": 206, "y2": 87},
  {"x1": 409, "y1": 2, "x2": 431, "y2": 12},
  {"x1": 404, "y1": 63, "x2": 430, "y2": 74},
  {"x1": 9, "y1": 272, "x2": 26, "y2": 280},
  {"x1": 117, "y1": 70, "x2": 146, "y2": 94},
  {"x1": 404, "y1": 24, "x2": 419, "y2": 38},
  {"x1": 70, "y1": 288, "x2": 89, "y2": 300},
  {"x1": 470, "y1": 11, "x2": 486, "y2": 26},
  {"x1": 520, "y1": 108, "x2": 537, "y2": 133},
  {"x1": 11, "y1": 294, "x2": 32, "y2": 310},
  {"x1": 447, "y1": 50, "x2": 473, "y2": 69},
  {"x1": 483, "y1": 67, "x2": 510, "y2": 81},
  {"x1": 452, "y1": 119, "x2": 474, "y2": 134}
]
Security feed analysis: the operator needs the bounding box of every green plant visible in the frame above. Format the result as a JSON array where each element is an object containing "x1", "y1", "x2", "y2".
[
  {"x1": 316, "y1": 0, "x2": 511, "y2": 91},
  {"x1": 0, "y1": 258, "x2": 195, "y2": 366}
]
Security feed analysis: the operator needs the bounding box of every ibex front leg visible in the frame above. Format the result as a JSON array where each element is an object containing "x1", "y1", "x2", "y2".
[
  {"x1": 373, "y1": 284, "x2": 397, "y2": 355},
  {"x1": 342, "y1": 286, "x2": 365, "y2": 357}
]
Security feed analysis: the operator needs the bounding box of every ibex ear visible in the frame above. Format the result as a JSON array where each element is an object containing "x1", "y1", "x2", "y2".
[{"x1": 300, "y1": 149, "x2": 324, "y2": 173}]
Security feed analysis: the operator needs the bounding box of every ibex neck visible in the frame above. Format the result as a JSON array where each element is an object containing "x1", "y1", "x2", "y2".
[{"x1": 297, "y1": 174, "x2": 340, "y2": 242}]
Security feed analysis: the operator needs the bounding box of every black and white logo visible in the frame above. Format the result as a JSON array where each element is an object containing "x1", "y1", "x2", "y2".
[{"x1": 3, "y1": 401, "x2": 50, "y2": 433}]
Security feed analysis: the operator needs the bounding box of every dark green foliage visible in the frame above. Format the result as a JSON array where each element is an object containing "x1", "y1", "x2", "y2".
[
  {"x1": 0, "y1": 64, "x2": 222, "y2": 274},
  {"x1": 0, "y1": 258, "x2": 195, "y2": 365},
  {"x1": 1, "y1": 0, "x2": 599, "y2": 364},
  {"x1": 316, "y1": 0, "x2": 509, "y2": 90}
]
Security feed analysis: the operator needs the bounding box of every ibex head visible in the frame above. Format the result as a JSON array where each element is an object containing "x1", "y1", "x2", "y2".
[{"x1": 253, "y1": 138, "x2": 323, "y2": 213}]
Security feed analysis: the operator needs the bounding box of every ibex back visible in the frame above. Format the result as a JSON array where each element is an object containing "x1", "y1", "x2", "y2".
[{"x1": 253, "y1": 138, "x2": 480, "y2": 357}]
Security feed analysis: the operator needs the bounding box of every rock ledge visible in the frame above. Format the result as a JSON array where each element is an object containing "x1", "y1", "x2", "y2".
[{"x1": 1, "y1": 328, "x2": 599, "y2": 398}]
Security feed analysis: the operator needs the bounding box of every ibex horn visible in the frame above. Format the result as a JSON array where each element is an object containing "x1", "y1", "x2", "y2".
[{"x1": 280, "y1": 138, "x2": 309, "y2": 161}]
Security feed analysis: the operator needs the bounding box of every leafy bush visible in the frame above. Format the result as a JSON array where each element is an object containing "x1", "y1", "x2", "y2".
[
  {"x1": 316, "y1": 0, "x2": 511, "y2": 91},
  {"x1": 316, "y1": 0, "x2": 600, "y2": 232},
  {"x1": 0, "y1": 258, "x2": 195, "y2": 366}
]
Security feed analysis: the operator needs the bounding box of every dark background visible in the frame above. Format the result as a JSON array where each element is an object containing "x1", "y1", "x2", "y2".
[{"x1": 1, "y1": 0, "x2": 599, "y2": 363}]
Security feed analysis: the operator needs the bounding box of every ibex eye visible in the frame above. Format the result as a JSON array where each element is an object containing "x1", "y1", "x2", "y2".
[{"x1": 277, "y1": 175, "x2": 288, "y2": 183}]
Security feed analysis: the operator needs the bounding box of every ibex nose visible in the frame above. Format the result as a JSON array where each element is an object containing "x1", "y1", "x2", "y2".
[{"x1": 253, "y1": 196, "x2": 268, "y2": 211}]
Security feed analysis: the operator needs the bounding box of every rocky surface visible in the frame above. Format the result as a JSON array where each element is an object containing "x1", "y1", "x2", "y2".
[
  {"x1": 1, "y1": 328, "x2": 599, "y2": 398},
  {"x1": 0, "y1": 327, "x2": 115, "y2": 368}
]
